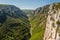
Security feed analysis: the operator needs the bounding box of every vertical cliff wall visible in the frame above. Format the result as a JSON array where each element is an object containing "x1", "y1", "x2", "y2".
[{"x1": 44, "y1": 3, "x2": 60, "y2": 40}]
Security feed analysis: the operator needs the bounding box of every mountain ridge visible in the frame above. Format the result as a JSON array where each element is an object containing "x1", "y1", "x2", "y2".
[{"x1": 0, "y1": 4, "x2": 31, "y2": 40}]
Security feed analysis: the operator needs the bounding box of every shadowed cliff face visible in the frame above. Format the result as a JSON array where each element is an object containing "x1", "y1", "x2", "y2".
[{"x1": 0, "y1": 5, "x2": 31, "y2": 40}]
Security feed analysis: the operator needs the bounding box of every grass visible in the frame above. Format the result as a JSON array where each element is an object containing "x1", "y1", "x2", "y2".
[{"x1": 30, "y1": 13, "x2": 47, "y2": 40}]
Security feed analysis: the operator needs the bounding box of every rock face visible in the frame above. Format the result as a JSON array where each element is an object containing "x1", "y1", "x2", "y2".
[
  {"x1": 30, "y1": 2, "x2": 60, "y2": 40},
  {"x1": 44, "y1": 3, "x2": 60, "y2": 40}
]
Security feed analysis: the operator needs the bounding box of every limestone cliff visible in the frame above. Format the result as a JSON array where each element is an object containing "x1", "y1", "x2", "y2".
[
  {"x1": 44, "y1": 3, "x2": 60, "y2": 40},
  {"x1": 30, "y1": 2, "x2": 60, "y2": 40}
]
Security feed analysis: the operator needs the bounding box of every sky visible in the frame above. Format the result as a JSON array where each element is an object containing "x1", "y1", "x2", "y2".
[{"x1": 0, "y1": 0, "x2": 60, "y2": 9}]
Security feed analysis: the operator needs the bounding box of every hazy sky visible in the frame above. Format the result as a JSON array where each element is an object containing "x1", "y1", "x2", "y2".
[{"x1": 0, "y1": 0, "x2": 60, "y2": 9}]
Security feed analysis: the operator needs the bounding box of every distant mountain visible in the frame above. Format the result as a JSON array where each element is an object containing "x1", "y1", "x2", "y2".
[
  {"x1": 22, "y1": 9, "x2": 34, "y2": 17},
  {"x1": 0, "y1": 4, "x2": 31, "y2": 40}
]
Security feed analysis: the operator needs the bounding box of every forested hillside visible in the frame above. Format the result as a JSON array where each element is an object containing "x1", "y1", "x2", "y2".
[{"x1": 0, "y1": 4, "x2": 31, "y2": 40}]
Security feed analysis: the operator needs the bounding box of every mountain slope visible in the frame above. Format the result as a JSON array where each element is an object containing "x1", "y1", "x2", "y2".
[
  {"x1": 30, "y1": 2, "x2": 60, "y2": 40},
  {"x1": 30, "y1": 5, "x2": 49, "y2": 40},
  {"x1": 0, "y1": 4, "x2": 31, "y2": 40}
]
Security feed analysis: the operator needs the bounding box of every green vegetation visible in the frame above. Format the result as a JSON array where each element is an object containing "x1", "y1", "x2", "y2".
[
  {"x1": 57, "y1": 20, "x2": 60, "y2": 37},
  {"x1": 0, "y1": 5, "x2": 31, "y2": 40},
  {"x1": 30, "y1": 14, "x2": 47, "y2": 40},
  {"x1": 53, "y1": 3, "x2": 60, "y2": 9},
  {"x1": 0, "y1": 4, "x2": 12, "y2": 6},
  {"x1": 29, "y1": 5, "x2": 49, "y2": 40}
]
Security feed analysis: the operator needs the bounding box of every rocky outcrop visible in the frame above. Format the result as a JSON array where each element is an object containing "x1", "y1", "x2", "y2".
[
  {"x1": 29, "y1": 2, "x2": 60, "y2": 40},
  {"x1": 44, "y1": 3, "x2": 60, "y2": 40}
]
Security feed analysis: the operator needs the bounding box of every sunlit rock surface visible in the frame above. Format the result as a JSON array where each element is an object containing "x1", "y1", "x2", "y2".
[{"x1": 44, "y1": 3, "x2": 60, "y2": 40}]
